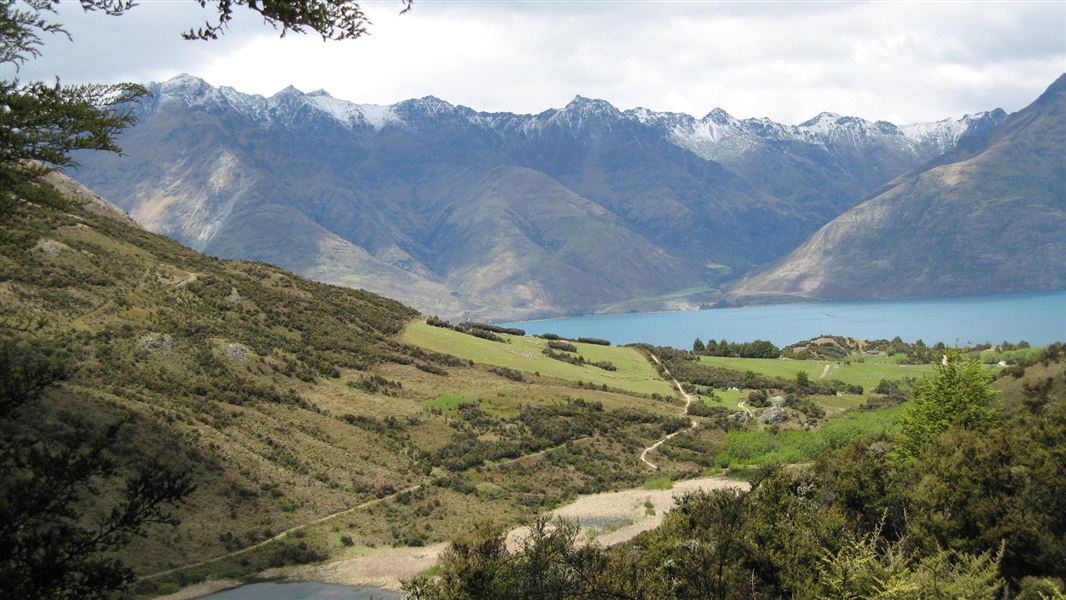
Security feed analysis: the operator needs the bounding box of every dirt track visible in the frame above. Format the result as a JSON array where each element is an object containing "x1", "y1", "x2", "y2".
[
  {"x1": 640, "y1": 354, "x2": 698, "y2": 470},
  {"x1": 287, "y1": 476, "x2": 749, "y2": 591}
]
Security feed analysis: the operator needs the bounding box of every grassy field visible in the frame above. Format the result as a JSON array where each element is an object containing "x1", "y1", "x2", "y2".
[
  {"x1": 403, "y1": 321, "x2": 672, "y2": 396},
  {"x1": 714, "y1": 404, "x2": 905, "y2": 471},
  {"x1": 697, "y1": 354, "x2": 936, "y2": 391}
]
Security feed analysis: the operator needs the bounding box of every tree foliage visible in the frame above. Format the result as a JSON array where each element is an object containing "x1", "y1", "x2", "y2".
[
  {"x1": 0, "y1": 0, "x2": 148, "y2": 214},
  {"x1": 408, "y1": 353, "x2": 1066, "y2": 599},
  {"x1": 1, "y1": 0, "x2": 410, "y2": 215},
  {"x1": 0, "y1": 340, "x2": 193, "y2": 600},
  {"x1": 815, "y1": 532, "x2": 1004, "y2": 600},
  {"x1": 184, "y1": 0, "x2": 413, "y2": 41},
  {"x1": 895, "y1": 349, "x2": 999, "y2": 460}
]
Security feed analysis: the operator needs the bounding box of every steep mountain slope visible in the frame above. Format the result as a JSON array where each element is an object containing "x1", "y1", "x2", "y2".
[
  {"x1": 731, "y1": 75, "x2": 1066, "y2": 303},
  {"x1": 68, "y1": 75, "x2": 1008, "y2": 318},
  {"x1": 0, "y1": 173, "x2": 683, "y2": 589},
  {"x1": 1, "y1": 171, "x2": 422, "y2": 573}
]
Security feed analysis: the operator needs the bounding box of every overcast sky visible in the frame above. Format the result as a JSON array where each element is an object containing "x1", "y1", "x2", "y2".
[{"x1": 12, "y1": 0, "x2": 1066, "y2": 124}]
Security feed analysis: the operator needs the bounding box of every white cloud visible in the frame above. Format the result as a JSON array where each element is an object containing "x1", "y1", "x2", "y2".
[{"x1": 15, "y1": 0, "x2": 1066, "y2": 124}]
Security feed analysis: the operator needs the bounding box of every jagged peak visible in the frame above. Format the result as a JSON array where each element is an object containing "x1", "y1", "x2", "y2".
[
  {"x1": 799, "y1": 111, "x2": 843, "y2": 127},
  {"x1": 393, "y1": 95, "x2": 459, "y2": 116},
  {"x1": 623, "y1": 107, "x2": 693, "y2": 127},
  {"x1": 271, "y1": 84, "x2": 305, "y2": 98},
  {"x1": 564, "y1": 95, "x2": 619, "y2": 114},
  {"x1": 166, "y1": 73, "x2": 205, "y2": 83},
  {"x1": 702, "y1": 107, "x2": 736, "y2": 123},
  {"x1": 159, "y1": 73, "x2": 211, "y2": 93}
]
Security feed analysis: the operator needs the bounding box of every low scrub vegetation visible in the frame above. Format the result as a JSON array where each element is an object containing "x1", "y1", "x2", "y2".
[{"x1": 405, "y1": 353, "x2": 1066, "y2": 599}]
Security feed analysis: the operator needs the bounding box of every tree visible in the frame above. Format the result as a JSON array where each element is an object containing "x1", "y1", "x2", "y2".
[
  {"x1": 796, "y1": 370, "x2": 811, "y2": 388},
  {"x1": 1, "y1": 1, "x2": 400, "y2": 592},
  {"x1": 183, "y1": 0, "x2": 412, "y2": 41},
  {"x1": 692, "y1": 338, "x2": 705, "y2": 354},
  {"x1": 0, "y1": 0, "x2": 147, "y2": 215},
  {"x1": 895, "y1": 350, "x2": 999, "y2": 460},
  {"x1": 403, "y1": 517, "x2": 615, "y2": 600},
  {"x1": 1, "y1": 0, "x2": 411, "y2": 215},
  {"x1": 0, "y1": 339, "x2": 194, "y2": 600}
]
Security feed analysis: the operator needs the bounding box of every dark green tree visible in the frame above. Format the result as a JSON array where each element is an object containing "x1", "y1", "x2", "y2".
[{"x1": 0, "y1": 339, "x2": 194, "y2": 600}]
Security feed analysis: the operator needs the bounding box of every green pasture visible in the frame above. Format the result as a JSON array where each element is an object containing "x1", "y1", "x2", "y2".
[{"x1": 403, "y1": 321, "x2": 672, "y2": 396}]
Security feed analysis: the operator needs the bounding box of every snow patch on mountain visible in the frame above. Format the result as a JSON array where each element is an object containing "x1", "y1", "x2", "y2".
[
  {"x1": 150, "y1": 74, "x2": 1004, "y2": 161},
  {"x1": 899, "y1": 110, "x2": 1008, "y2": 153}
]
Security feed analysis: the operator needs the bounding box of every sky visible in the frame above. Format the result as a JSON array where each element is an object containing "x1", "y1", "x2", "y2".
[{"x1": 12, "y1": 0, "x2": 1066, "y2": 124}]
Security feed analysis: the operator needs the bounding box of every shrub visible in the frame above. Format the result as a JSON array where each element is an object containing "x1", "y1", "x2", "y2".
[
  {"x1": 268, "y1": 541, "x2": 326, "y2": 567},
  {"x1": 416, "y1": 363, "x2": 449, "y2": 376},
  {"x1": 488, "y1": 366, "x2": 524, "y2": 382},
  {"x1": 542, "y1": 348, "x2": 585, "y2": 366},
  {"x1": 547, "y1": 340, "x2": 578, "y2": 352},
  {"x1": 457, "y1": 322, "x2": 525, "y2": 336},
  {"x1": 747, "y1": 390, "x2": 770, "y2": 408},
  {"x1": 462, "y1": 328, "x2": 505, "y2": 343},
  {"x1": 426, "y1": 316, "x2": 452, "y2": 329}
]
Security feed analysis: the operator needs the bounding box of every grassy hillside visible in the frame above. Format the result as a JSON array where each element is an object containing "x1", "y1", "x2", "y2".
[
  {"x1": 10, "y1": 174, "x2": 1035, "y2": 598},
  {"x1": 402, "y1": 321, "x2": 672, "y2": 396},
  {"x1": 1, "y1": 175, "x2": 692, "y2": 595}
]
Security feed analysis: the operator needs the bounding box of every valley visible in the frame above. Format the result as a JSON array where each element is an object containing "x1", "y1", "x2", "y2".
[
  {"x1": 1, "y1": 173, "x2": 1062, "y2": 599},
  {"x1": 66, "y1": 74, "x2": 1064, "y2": 321},
  {"x1": 3, "y1": 2, "x2": 1064, "y2": 598}
]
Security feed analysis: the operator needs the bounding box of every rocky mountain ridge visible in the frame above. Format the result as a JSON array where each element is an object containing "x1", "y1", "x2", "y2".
[
  {"x1": 69, "y1": 74, "x2": 1036, "y2": 320},
  {"x1": 730, "y1": 75, "x2": 1066, "y2": 303}
]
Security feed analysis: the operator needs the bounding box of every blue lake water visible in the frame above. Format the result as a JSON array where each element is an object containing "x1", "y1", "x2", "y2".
[
  {"x1": 200, "y1": 582, "x2": 400, "y2": 599},
  {"x1": 503, "y1": 290, "x2": 1066, "y2": 349}
]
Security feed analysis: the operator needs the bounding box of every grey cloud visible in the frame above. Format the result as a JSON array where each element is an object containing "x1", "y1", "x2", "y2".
[{"x1": 10, "y1": 0, "x2": 1065, "y2": 124}]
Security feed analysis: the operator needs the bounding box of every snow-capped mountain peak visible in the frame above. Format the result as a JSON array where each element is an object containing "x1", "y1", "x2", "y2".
[
  {"x1": 703, "y1": 107, "x2": 737, "y2": 124},
  {"x1": 899, "y1": 108, "x2": 1008, "y2": 151},
  {"x1": 146, "y1": 74, "x2": 1005, "y2": 162}
]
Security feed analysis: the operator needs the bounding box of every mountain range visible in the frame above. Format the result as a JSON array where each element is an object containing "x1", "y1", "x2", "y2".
[
  {"x1": 70, "y1": 74, "x2": 1062, "y2": 320},
  {"x1": 732, "y1": 75, "x2": 1066, "y2": 303}
]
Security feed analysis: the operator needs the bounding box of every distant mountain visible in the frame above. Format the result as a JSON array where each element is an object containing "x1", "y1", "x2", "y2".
[
  {"x1": 71, "y1": 74, "x2": 1006, "y2": 319},
  {"x1": 730, "y1": 75, "x2": 1066, "y2": 304},
  {"x1": 661, "y1": 106, "x2": 1006, "y2": 221}
]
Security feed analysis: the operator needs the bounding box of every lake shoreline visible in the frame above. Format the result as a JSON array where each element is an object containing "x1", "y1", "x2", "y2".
[{"x1": 502, "y1": 290, "x2": 1066, "y2": 349}]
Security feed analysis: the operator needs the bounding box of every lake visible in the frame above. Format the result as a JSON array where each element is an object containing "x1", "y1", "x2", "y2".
[
  {"x1": 504, "y1": 290, "x2": 1066, "y2": 349},
  {"x1": 200, "y1": 582, "x2": 401, "y2": 599}
]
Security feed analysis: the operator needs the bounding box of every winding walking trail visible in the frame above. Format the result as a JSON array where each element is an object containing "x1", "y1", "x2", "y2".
[
  {"x1": 280, "y1": 475, "x2": 749, "y2": 593},
  {"x1": 818, "y1": 363, "x2": 832, "y2": 380},
  {"x1": 641, "y1": 354, "x2": 699, "y2": 470},
  {"x1": 144, "y1": 484, "x2": 425, "y2": 581},
  {"x1": 737, "y1": 399, "x2": 753, "y2": 417},
  {"x1": 156, "y1": 351, "x2": 748, "y2": 598}
]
